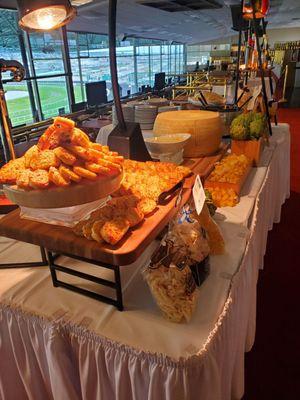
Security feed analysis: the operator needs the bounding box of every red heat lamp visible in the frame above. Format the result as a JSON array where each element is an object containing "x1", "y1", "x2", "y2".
[
  {"x1": 242, "y1": 0, "x2": 269, "y2": 20},
  {"x1": 17, "y1": 0, "x2": 76, "y2": 31}
]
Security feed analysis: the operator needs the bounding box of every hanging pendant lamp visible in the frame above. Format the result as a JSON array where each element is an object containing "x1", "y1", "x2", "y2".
[
  {"x1": 242, "y1": 0, "x2": 269, "y2": 20},
  {"x1": 17, "y1": 0, "x2": 76, "y2": 31}
]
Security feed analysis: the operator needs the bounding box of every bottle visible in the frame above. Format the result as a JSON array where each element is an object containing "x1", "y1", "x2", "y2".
[
  {"x1": 251, "y1": 33, "x2": 258, "y2": 71},
  {"x1": 262, "y1": 33, "x2": 269, "y2": 69},
  {"x1": 247, "y1": 33, "x2": 255, "y2": 69}
]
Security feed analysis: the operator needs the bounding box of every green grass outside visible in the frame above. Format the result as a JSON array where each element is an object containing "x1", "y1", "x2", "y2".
[{"x1": 5, "y1": 83, "x2": 83, "y2": 127}]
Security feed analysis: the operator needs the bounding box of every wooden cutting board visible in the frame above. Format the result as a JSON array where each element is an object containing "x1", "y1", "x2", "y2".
[
  {"x1": 183, "y1": 142, "x2": 229, "y2": 188},
  {"x1": 0, "y1": 188, "x2": 191, "y2": 266},
  {"x1": 0, "y1": 193, "x2": 18, "y2": 214},
  {"x1": 0, "y1": 144, "x2": 228, "y2": 266}
]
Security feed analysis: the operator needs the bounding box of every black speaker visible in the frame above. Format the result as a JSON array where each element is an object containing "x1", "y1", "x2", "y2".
[
  {"x1": 255, "y1": 23, "x2": 264, "y2": 37},
  {"x1": 230, "y1": 5, "x2": 249, "y2": 32}
]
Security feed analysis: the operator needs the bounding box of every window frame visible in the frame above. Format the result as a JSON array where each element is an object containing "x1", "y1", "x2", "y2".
[{"x1": 0, "y1": 7, "x2": 187, "y2": 129}]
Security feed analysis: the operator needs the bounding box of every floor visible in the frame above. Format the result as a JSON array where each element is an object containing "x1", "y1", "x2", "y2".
[{"x1": 243, "y1": 108, "x2": 300, "y2": 399}]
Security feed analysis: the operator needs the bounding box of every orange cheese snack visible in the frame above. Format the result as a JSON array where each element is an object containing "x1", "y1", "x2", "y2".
[
  {"x1": 30, "y1": 150, "x2": 60, "y2": 170},
  {"x1": 24, "y1": 145, "x2": 39, "y2": 168},
  {"x1": 100, "y1": 218, "x2": 130, "y2": 245},
  {"x1": 73, "y1": 166, "x2": 97, "y2": 180},
  {"x1": 59, "y1": 165, "x2": 82, "y2": 183},
  {"x1": 29, "y1": 169, "x2": 50, "y2": 189},
  {"x1": 54, "y1": 147, "x2": 77, "y2": 166},
  {"x1": 16, "y1": 169, "x2": 31, "y2": 189},
  {"x1": 0, "y1": 157, "x2": 26, "y2": 184},
  {"x1": 85, "y1": 162, "x2": 110, "y2": 175},
  {"x1": 49, "y1": 167, "x2": 69, "y2": 187},
  {"x1": 72, "y1": 128, "x2": 90, "y2": 148}
]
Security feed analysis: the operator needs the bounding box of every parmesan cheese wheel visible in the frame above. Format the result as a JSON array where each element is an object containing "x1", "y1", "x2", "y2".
[{"x1": 153, "y1": 110, "x2": 222, "y2": 158}]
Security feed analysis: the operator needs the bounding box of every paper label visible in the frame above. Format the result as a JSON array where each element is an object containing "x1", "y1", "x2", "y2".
[{"x1": 192, "y1": 175, "x2": 206, "y2": 215}]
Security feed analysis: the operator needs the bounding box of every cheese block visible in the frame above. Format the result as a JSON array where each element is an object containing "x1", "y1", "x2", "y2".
[{"x1": 153, "y1": 110, "x2": 222, "y2": 158}]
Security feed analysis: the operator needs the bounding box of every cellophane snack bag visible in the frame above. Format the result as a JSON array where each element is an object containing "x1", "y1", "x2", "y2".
[{"x1": 144, "y1": 204, "x2": 210, "y2": 323}]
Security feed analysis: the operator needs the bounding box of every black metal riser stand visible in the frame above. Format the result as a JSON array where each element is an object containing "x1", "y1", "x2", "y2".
[{"x1": 47, "y1": 251, "x2": 124, "y2": 311}]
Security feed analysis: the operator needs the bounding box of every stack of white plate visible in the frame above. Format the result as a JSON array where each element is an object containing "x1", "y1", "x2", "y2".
[
  {"x1": 158, "y1": 105, "x2": 181, "y2": 113},
  {"x1": 144, "y1": 98, "x2": 169, "y2": 107},
  {"x1": 134, "y1": 105, "x2": 158, "y2": 130},
  {"x1": 126, "y1": 100, "x2": 142, "y2": 107},
  {"x1": 112, "y1": 105, "x2": 135, "y2": 126}
]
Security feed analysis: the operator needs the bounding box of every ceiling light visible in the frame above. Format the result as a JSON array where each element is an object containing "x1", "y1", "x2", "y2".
[{"x1": 17, "y1": 0, "x2": 77, "y2": 31}]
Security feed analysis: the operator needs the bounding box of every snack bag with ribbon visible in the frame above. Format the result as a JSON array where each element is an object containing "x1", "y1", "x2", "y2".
[
  {"x1": 168, "y1": 204, "x2": 210, "y2": 263},
  {"x1": 144, "y1": 240, "x2": 198, "y2": 323},
  {"x1": 143, "y1": 201, "x2": 210, "y2": 323},
  {"x1": 171, "y1": 204, "x2": 211, "y2": 286}
]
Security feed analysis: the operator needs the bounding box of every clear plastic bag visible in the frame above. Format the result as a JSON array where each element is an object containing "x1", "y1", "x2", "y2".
[
  {"x1": 144, "y1": 259, "x2": 197, "y2": 323},
  {"x1": 144, "y1": 204, "x2": 210, "y2": 323},
  {"x1": 168, "y1": 207, "x2": 210, "y2": 262}
]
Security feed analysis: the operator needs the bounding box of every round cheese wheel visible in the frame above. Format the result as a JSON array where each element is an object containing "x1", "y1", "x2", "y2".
[{"x1": 153, "y1": 110, "x2": 222, "y2": 157}]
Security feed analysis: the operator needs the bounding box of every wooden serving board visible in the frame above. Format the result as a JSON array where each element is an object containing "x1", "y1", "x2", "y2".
[
  {"x1": 0, "y1": 188, "x2": 191, "y2": 266},
  {"x1": 0, "y1": 144, "x2": 228, "y2": 266},
  {"x1": 0, "y1": 193, "x2": 18, "y2": 214},
  {"x1": 158, "y1": 142, "x2": 229, "y2": 201},
  {"x1": 183, "y1": 142, "x2": 229, "y2": 188}
]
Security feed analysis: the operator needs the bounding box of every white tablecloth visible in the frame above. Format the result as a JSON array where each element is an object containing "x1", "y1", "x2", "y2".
[{"x1": 0, "y1": 124, "x2": 290, "y2": 400}]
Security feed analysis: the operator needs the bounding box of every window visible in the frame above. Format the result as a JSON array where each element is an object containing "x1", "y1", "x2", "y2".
[
  {"x1": 68, "y1": 33, "x2": 186, "y2": 99},
  {"x1": 187, "y1": 44, "x2": 231, "y2": 68},
  {"x1": 36, "y1": 76, "x2": 70, "y2": 119},
  {"x1": 0, "y1": 6, "x2": 186, "y2": 131},
  {"x1": 28, "y1": 31, "x2": 70, "y2": 118},
  {"x1": 136, "y1": 42, "x2": 150, "y2": 88},
  {"x1": 0, "y1": 8, "x2": 71, "y2": 127},
  {"x1": 68, "y1": 32, "x2": 112, "y2": 102},
  {"x1": 29, "y1": 32, "x2": 65, "y2": 76},
  {"x1": 178, "y1": 44, "x2": 186, "y2": 74},
  {"x1": 0, "y1": 9, "x2": 34, "y2": 127},
  {"x1": 116, "y1": 39, "x2": 136, "y2": 96},
  {"x1": 149, "y1": 44, "x2": 162, "y2": 86},
  {"x1": 187, "y1": 45, "x2": 210, "y2": 67},
  {"x1": 161, "y1": 44, "x2": 170, "y2": 75}
]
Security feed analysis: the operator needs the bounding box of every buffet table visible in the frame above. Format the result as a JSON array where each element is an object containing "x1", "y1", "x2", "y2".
[{"x1": 0, "y1": 124, "x2": 290, "y2": 400}]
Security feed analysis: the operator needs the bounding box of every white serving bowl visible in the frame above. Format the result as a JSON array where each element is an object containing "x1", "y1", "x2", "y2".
[{"x1": 144, "y1": 133, "x2": 191, "y2": 164}]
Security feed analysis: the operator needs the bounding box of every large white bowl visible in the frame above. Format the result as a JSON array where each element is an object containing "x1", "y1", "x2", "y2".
[
  {"x1": 144, "y1": 133, "x2": 191, "y2": 157},
  {"x1": 4, "y1": 171, "x2": 123, "y2": 209}
]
